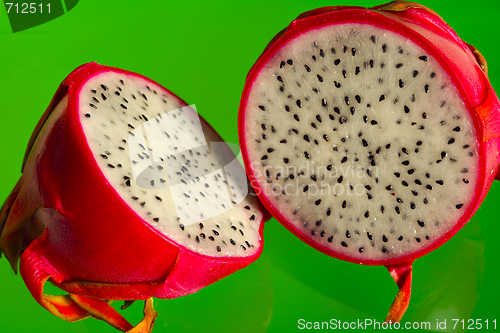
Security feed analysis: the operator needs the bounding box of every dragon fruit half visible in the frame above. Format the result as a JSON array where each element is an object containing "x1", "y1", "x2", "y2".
[
  {"x1": 0, "y1": 63, "x2": 266, "y2": 332},
  {"x1": 238, "y1": 1, "x2": 500, "y2": 322}
]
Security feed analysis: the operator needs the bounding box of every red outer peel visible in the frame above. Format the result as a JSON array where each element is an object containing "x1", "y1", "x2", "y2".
[
  {"x1": 238, "y1": 1, "x2": 500, "y2": 322},
  {"x1": 1, "y1": 62, "x2": 266, "y2": 331}
]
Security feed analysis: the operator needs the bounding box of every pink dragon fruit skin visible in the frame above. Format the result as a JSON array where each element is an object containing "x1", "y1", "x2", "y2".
[
  {"x1": 238, "y1": 1, "x2": 500, "y2": 322},
  {"x1": 1, "y1": 62, "x2": 266, "y2": 332}
]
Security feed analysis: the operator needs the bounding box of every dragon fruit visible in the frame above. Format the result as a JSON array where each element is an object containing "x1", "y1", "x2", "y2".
[
  {"x1": 0, "y1": 62, "x2": 266, "y2": 332},
  {"x1": 238, "y1": 1, "x2": 500, "y2": 322}
]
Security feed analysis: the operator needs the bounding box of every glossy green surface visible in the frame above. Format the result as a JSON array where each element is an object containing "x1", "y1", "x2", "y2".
[{"x1": 0, "y1": 1, "x2": 499, "y2": 332}]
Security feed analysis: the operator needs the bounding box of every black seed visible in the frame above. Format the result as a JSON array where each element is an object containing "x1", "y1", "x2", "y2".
[
  {"x1": 328, "y1": 236, "x2": 333, "y2": 243},
  {"x1": 423, "y1": 197, "x2": 428, "y2": 204},
  {"x1": 363, "y1": 115, "x2": 368, "y2": 123},
  {"x1": 412, "y1": 190, "x2": 418, "y2": 196},
  {"x1": 417, "y1": 220, "x2": 425, "y2": 227},
  {"x1": 341, "y1": 156, "x2": 348, "y2": 163},
  {"x1": 379, "y1": 95, "x2": 385, "y2": 102},
  {"x1": 419, "y1": 55, "x2": 428, "y2": 61},
  {"x1": 415, "y1": 237, "x2": 421, "y2": 243},
  {"x1": 292, "y1": 128, "x2": 299, "y2": 134},
  {"x1": 311, "y1": 175, "x2": 317, "y2": 182},
  {"x1": 296, "y1": 100, "x2": 302, "y2": 108},
  {"x1": 364, "y1": 211, "x2": 369, "y2": 218},
  {"x1": 410, "y1": 202, "x2": 416, "y2": 209},
  {"x1": 304, "y1": 151, "x2": 310, "y2": 159},
  {"x1": 399, "y1": 79, "x2": 405, "y2": 88},
  {"x1": 341, "y1": 241, "x2": 348, "y2": 247},
  {"x1": 381, "y1": 206, "x2": 385, "y2": 213},
  {"x1": 316, "y1": 114, "x2": 322, "y2": 123},
  {"x1": 294, "y1": 114, "x2": 300, "y2": 122},
  {"x1": 402, "y1": 160, "x2": 410, "y2": 166},
  {"x1": 287, "y1": 59, "x2": 293, "y2": 65},
  {"x1": 344, "y1": 96, "x2": 350, "y2": 105},
  {"x1": 461, "y1": 168, "x2": 469, "y2": 173},
  {"x1": 369, "y1": 59, "x2": 374, "y2": 68},
  {"x1": 431, "y1": 72, "x2": 436, "y2": 79},
  {"x1": 413, "y1": 70, "x2": 419, "y2": 77},
  {"x1": 345, "y1": 230, "x2": 351, "y2": 238},
  {"x1": 334, "y1": 107, "x2": 341, "y2": 114},
  {"x1": 334, "y1": 59, "x2": 341, "y2": 66},
  {"x1": 304, "y1": 64, "x2": 311, "y2": 72},
  {"x1": 402, "y1": 181, "x2": 408, "y2": 187},
  {"x1": 371, "y1": 120, "x2": 377, "y2": 125},
  {"x1": 414, "y1": 179, "x2": 422, "y2": 185},
  {"x1": 448, "y1": 138, "x2": 455, "y2": 144},
  {"x1": 259, "y1": 105, "x2": 266, "y2": 111},
  {"x1": 424, "y1": 84, "x2": 429, "y2": 93},
  {"x1": 342, "y1": 200, "x2": 347, "y2": 208},
  {"x1": 322, "y1": 99, "x2": 328, "y2": 107},
  {"x1": 383, "y1": 235, "x2": 388, "y2": 242},
  {"x1": 342, "y1": 70, "x2": 347, "y2": 78},
  {"x1": 456, "y1": 203, "x2": 464, "y2": 209},
  {"x1": 382, "y1": 246, "x2": 389, "y2": 254},
  {"x1": 463, "y1": 178, "x2": 469, "y2": 184},
  {"x1": 370, "y1": 35, "x2": 376, "y2": 43},
  {"x1": 408, "y1": 169, "x2": 415, "y2": 175},
  {"x1": 284, "y1": 158, "x2": 289, "y2": 163},
  {"x1": 337, "y1": 176, "x2": 343, "y2": 183},
  {"x1": 317, "y1": 74, "x2": 323, "y2": 82},
  {"x1": 85, "y1": 113, "x2": 91, "y2": 118},
  {"x1": 355, "y1": 67, "x2": 360, "y2": 75},
  {"x1": 394, "y1": 172, "x2": 401, "y2": 178},
  {"x1": 315, "y1": 199, "x2": 321, "y2": 205},
  {"x1": 261, "y1": 155, "x2": 268, "y2": 160},
  {"x1": 382, "y1": 44, "x2": 387, "y2": 52},
  {"x1": 398, "y1": 236, "x2": 404, "y2": 241},
  {"x1": 395, "y1": 206, "x2": 400, "y2": 214},
  {"x1": 386, "y1": 185, "x2": 393, "y2": 191},
  {"x1": 120, "y1": 104, "x2": 127, "y2": 109}
]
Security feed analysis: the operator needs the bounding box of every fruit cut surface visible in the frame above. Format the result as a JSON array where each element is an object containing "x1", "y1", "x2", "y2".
[
  {"x1": 79, "y1": 71, "x2": 262, "y2": 257},
  {"x1": 241, "y1": 23, "x2": 479, "y2": 263}
]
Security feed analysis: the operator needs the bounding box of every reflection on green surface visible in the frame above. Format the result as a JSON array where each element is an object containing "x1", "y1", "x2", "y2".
[{"x1": 0, "y1": 0, "x2": 499, "y2": 332}]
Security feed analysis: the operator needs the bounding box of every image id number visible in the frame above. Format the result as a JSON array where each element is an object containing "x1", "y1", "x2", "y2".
[{"x1": 5, "y1": 3, "x2": 51, "y2": 14}]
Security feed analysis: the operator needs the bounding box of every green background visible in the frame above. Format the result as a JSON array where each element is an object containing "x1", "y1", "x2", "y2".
[{"x1": 0, "y1": 0, "x2": 499, "y2": 332}]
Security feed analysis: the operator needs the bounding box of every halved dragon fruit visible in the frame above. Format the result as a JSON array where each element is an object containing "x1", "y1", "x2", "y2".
[
  {"x1": 0, "y1": 62, "x2": 266, "y2": 332},
  {"x1": 238, "y1": 1, "x2": 500, "y2": 322}
]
